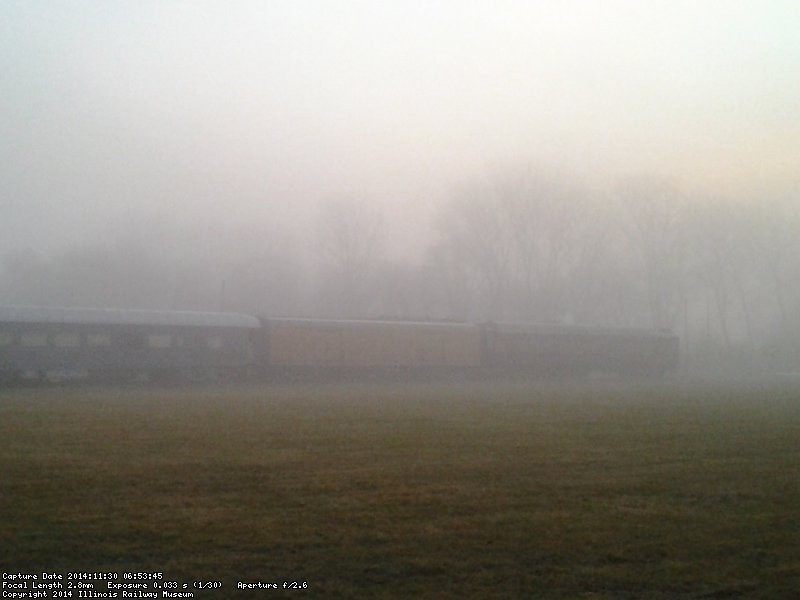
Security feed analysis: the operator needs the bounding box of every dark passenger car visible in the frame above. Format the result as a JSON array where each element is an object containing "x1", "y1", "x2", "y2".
[{"x1": 0, "y1": 306, "x2": 259, "y2": 382}]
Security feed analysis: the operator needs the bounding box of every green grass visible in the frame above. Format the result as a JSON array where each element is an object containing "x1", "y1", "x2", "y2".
[{"x1": 1, "y1": 381, "x2": 799, "y2": 598}]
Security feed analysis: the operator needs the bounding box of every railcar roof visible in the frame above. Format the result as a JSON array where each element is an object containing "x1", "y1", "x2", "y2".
[
  {"x1": 0, "y1": 306, "x2": 260, "y2": 329},
  {"x1": 266, "y1": 317, "x2": 477, "y2": 330},
  {"x1": 490, "y1": 322, "x2": 677, "y2": 338}
]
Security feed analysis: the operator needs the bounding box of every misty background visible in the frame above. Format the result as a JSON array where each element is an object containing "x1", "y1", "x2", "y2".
[{"x1": 2, "y1": 1, "x2": 799, "y2": 374}]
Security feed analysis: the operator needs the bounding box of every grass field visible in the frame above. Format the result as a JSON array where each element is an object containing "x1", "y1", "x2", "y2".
[{"x1": 1, "y1": 380, "x2": 799, "y2": 598}]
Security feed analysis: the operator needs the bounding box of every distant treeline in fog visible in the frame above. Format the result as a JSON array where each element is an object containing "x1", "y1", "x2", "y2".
[{"x1": 3, "y1": 171, "x2": 799, "y2": 375}]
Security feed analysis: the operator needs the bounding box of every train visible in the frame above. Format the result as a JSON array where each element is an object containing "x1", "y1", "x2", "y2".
[{"x1": 0, "y1": 306, "x2": 679, "y2": 383}]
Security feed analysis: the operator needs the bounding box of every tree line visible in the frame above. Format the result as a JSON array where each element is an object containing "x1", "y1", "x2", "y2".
[{"x1": 2, "y1": 170, "x2": 798, "y2": 374}]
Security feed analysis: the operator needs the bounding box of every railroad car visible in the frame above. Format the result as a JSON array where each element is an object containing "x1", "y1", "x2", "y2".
[
  {"x1": 483, "y1": 322, "x2": 679, "y2": 378},
  {"x1": 258, "y1": 318, "x2": 482, "y2": 379},
  {"x1": 0, "y1": 306, "x2": 259, "y2": 382},
  {"x1": 0, "y1": 306, "x2": 679, "y2": 383}
]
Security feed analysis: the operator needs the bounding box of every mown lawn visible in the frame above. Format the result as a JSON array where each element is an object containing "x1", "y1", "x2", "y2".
[{"x1": 1, "y1": 381, "x2": 799, "y2": 598}]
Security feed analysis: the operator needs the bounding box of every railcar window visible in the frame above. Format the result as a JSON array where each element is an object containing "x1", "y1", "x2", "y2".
[
  {"x1": 19, "y1": 331, "x2": 47, "y2": 347},
  {"x1": 53, "y1": 332, "x2": 80, "y2": 347},
  {"x1": 0, "y1": 331, "x2": 13, "y2": 346},
  {"x1": 226, "y1": 334, "x2": 245, "y2": 351},
  {"x1": 87, "y1": 333, "x2": 112, "y2": 347},
  {"x1": 118, "y1": 332, "x2": 144, "y2": 349},
  {"x1": 21, "y1": 332, "x2": 48, "y2": 347},
  {"x1": 147, "y1": 333, "x2": 172, "y2": 348}
]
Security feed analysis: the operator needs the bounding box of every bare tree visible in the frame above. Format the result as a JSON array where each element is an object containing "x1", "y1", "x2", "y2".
[
  {"x1": 432, "y1": 168, "x2": 591, "y2": 324},
  {"x1": 617, "y1": 177, "x2": 688, "y2": 330},
  {"x1": 745, "y1": 196, "x2": 800, "y2": 366},
  {"x1": 315, "y1": 199, "x2": 385, "y2": 318},
  {"x1": 568, "y1": 200, "x2": 644, "y2": 326},
  {"x1": 685, "y1": 199, "x2": 760, "y2": 353},
  {"x1": 435, "y1": 179, "x2": 514, "y2": 321},
  {"x1": 500, "y1": 169, "x2": 585, "y2": 322}
]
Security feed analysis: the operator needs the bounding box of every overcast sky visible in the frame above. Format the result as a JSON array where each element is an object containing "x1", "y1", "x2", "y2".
[{"x1": 2, "y1": 1, "x2": 798, "y2": 258}]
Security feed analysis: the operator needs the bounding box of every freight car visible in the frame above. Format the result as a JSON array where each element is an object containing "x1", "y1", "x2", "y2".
[{"x1": 0, "y1": 306, "x2": 679, "y2": 383}]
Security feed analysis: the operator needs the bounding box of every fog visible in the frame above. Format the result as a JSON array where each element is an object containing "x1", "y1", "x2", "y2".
[{"x1": 2, "y1": 1, "x2": 799, "y2": 374}]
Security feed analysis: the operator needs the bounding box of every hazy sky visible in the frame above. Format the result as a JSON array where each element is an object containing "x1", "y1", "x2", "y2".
[{"x1": 2, "y1": 1, "x2": 798, "y2": 258}]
